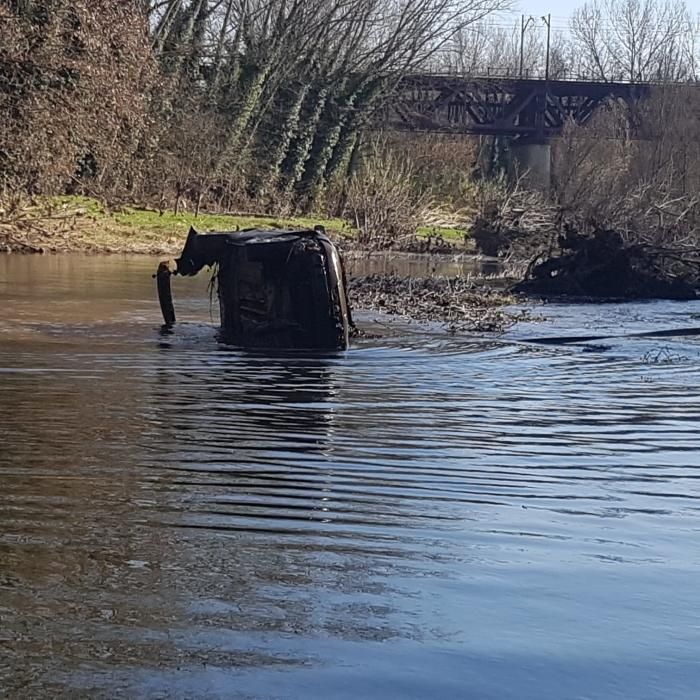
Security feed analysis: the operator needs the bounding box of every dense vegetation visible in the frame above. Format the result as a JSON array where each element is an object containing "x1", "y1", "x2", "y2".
[
  {"x1": 0, "y1": 0, "x2": 510, "y2": 213},
  {"x1": 0, "y1": 0, "x2": 698, "y2": 255}
]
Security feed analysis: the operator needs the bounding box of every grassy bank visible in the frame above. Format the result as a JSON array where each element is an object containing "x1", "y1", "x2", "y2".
[
  {"x1": 0, "y1": 196, "x2": 464, "y2": 254},
  {"x1": 0, "y1": 196, "x2": 353, "y2": 254}
]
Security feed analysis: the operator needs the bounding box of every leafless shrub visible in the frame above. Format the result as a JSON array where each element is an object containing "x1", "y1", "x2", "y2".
[
  {"x1": 551, "y1": 85, "x2": 700, "y2": 246},
  {"x1": 344, "y1": 140, "x2": 433, "y2": 247},
  {"x1": 466, "y1": 174, "x2": 558, "y2": 267},
  {"x1": 147, "y1": 101, "x2": 233, "y2": 215},
  {"x1": 384, "y1": 133, "x2": 479, "y2": 205}
]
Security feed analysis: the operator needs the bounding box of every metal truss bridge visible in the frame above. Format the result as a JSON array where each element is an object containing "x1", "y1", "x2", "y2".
[{"x1": 385, "y1": 73, "x2": 689, "y2": 139}]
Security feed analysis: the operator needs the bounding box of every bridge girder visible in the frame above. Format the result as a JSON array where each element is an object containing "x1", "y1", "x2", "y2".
[{"x1": 385, "y1": 75, "x2": 652, "y2": 139}]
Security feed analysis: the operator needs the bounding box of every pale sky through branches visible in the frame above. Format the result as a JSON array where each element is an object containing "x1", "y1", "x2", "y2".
[
  {"x1": 512, "y1": 0, "x2": 700, "y2": 47},
  {"x1": 491, "y1": 3, "x2": 580, "y2": 46},
  {"x1": 518, "y1": 0, "x2": 700, "y2": 22},
  {"x1": 497, "y1": 2, "x2": 581, "y2": 39},
  {"x1": 518, "y1": 0, "x2": 579, "y2": 16}
]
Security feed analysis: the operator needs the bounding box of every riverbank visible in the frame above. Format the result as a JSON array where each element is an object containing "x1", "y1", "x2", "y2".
[
  {"x1": 0, "y1": 196, "x2": 349, "y2": 254},
  {"x1": 0, "y1": 196, "x2": 465, "y2": 255}
]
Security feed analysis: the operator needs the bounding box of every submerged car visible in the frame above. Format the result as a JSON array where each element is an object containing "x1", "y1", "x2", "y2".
[{"x1": 155, "y1": 227, "x2": 352, "y2": 350}]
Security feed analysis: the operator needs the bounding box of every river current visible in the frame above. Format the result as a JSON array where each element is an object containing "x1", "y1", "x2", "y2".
[{"x1": 1, "y1": 255, "x2": 700, "y2": 699}]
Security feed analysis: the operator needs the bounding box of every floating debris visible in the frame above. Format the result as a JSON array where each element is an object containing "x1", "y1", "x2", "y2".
[{"x1": 349, "y1": 275, "x2": 521, "y2": 333}]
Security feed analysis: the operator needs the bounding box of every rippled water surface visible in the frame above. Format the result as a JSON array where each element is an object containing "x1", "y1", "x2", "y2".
[{"x1": 2, "y1": 255, "x2": 700, "y2": 699}]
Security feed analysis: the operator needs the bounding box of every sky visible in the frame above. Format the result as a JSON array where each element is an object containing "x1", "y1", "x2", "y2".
[
  {"x1": 507, "y1": 0, "x2": 700, "y2": 43},
  {"x1": 515, "y1": 0, "x2": 700, "y2": 23},
  {"x1": 489, "y1": 4, "x2": 580, "y2": 41},
  {"x1": 517, "y1": 0, "x2": 580, "y2": 18},
  {"x1": 491, "y1": 3, "x2": 580, "y2": 32}
]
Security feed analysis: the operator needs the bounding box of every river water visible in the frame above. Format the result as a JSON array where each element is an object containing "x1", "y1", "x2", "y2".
[{"x1": 2, "y1": 255, "x2": 700, "y2": 699}]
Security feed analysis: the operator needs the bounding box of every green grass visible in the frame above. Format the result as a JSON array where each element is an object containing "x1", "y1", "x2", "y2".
[
  {"x1": 43, "y1": 195, "x2": 107, "y2": 217},
  {"x1": 34, "y1": 196, "x2": 469, "y2": 252},
  {"x1": 43, "y1": 195, "x2": 352, "y2": 235},
  {"x1": 416, "y1": 226, "x2": 466, "y2": 241},
  {"x1": 113, "y1": 206, "x2": 352, "y2": 236},
  {"x1": 49, "y1": 196, "x2": 464, "y2": 238}
]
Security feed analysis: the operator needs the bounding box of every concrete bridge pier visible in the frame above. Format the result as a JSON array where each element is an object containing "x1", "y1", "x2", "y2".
[{"x1": 510, "y1": 141, "x2": 551, "y2": 190}]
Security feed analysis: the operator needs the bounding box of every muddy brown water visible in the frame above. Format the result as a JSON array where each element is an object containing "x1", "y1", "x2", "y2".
[{"x1": 2, "y1": 255, "x2": 700, "y2": 699}]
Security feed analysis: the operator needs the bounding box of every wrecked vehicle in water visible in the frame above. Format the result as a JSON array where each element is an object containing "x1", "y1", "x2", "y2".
[{"x1": 156, "y1": 227, "x2": 352, "y2": 350}]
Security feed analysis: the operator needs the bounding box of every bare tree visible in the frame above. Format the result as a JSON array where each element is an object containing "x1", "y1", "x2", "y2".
[
  {"x1": 3, "y1": 0, "x2": 522, "y2": 214},
  {"x1": 551, "y1": 85, "x2": 700, "y2": 239},
  {"x1": 441, "y1": 20, "x2": 544, "y2": 76},
  {"x1": 570, "y1": 0, "x2": 694, "y2": 82}
]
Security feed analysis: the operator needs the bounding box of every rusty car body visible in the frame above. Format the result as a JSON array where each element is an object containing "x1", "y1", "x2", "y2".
[{"x1": 156, "y1": 227, "x2": 352, "y2": 350}]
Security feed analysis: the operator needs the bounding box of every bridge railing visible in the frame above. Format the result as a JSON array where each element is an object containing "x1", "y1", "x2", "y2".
[{"x1": 413, "y1": 62, "x2": 700, "y2": 86}]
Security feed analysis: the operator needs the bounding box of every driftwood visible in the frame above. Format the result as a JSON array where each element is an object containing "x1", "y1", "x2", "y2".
[
  {"x1": 512, "y1": 226, "x2": 700, "y2": 300},
  {"x1": 156, "y1": 227, "x2": 352, "y2": 350},
  {"x1": 348, "y1": 275, "x2": 520, "y2": 332}
]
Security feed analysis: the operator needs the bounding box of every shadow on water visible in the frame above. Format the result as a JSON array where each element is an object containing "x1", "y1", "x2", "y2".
[
  {"x1": 3, "y1": 255, "x2": 700, "y2": 699},
  {"x1": 143, "y1": 343, "x2": 470, "y2": 555}
]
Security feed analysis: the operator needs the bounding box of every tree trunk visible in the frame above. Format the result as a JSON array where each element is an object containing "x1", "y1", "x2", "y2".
[
  {"x1": 208, "y1": 0, "x2": 236, "y2": 95},
  {"x1": 218, "y1": 62, "x2": 273, "y2": 172},
  {"x1": 278, "y1": 84, "x2": 330, "y2": 196},
  {"x1": 249, "y1": 81, "x2": 311, "y2": 197}
]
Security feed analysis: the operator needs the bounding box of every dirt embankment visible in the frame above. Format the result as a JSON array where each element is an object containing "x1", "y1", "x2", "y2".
[
  {"x1": 1, "y1": 209, "x2": 191, "y2": 255},
  {"x1": 0, "y1": 198, "x2": 470, "y2": 256}
]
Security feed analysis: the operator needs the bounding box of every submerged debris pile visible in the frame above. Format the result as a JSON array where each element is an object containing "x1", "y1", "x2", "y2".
[
  {"x1": 513, "y1": 227, "x2": 700, "y2": 300},
  {"x1": 349, "y1": 275, "x2": 520, "y2": 332}
]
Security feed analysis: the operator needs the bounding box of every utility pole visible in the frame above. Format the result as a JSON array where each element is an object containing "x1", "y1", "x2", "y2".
[
  {"x1": 542, "y1": 13, "x2": 551, "y2": 81},
  {"x1": 536, "y1": 14, "x2": 552, "y2": 142},
  {"x1": 519, "y1": 15, "x2": 535, "y2": 78}
]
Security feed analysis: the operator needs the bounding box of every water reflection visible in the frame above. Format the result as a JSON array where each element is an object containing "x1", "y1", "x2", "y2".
[{"x1": 343, "y1": 250, "x2": 502, "y2": 279}]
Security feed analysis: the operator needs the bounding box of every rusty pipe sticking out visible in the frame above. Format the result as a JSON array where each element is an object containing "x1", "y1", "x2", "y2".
[{"x1": 155, "y1": 259, "x2": 177, "y2": 326}]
